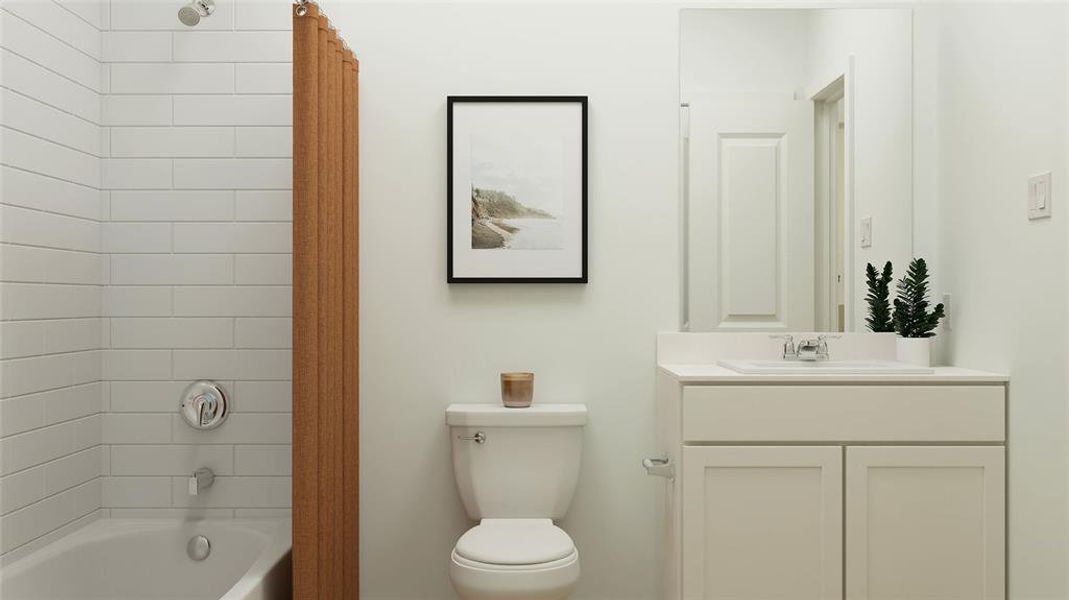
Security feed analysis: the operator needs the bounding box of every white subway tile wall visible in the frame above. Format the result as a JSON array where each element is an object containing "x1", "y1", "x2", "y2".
[
  {"x1": 98, "y1": 0, "x2": 293, "y2": 519},
  {"x1": 0, "y1": 1, "x2": 107, "y2": 558},
  {"x1": 0, "y1": 0, "x2": 293, "y2": 559}
]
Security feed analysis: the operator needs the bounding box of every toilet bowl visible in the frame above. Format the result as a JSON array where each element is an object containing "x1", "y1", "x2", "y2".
[
  {"x1": 449, "y1": 519, "x2": 580, "y2": 600},
  {"x1": 446, "y1": 404, "x2": 587, "y2": 600}
]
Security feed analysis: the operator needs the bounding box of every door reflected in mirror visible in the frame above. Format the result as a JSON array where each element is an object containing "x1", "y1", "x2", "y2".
[{"x1": 680, "y1": 9, "x2": 914, "y2": 332}]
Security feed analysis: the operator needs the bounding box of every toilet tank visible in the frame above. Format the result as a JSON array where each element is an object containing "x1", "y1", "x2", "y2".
[{"x1": 447, "y1": 404, "x2": 587, "y2": 520}]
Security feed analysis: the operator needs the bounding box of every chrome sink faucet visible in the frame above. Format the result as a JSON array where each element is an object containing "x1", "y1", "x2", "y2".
[{"x1": 770, "y1": 334, "x2": 841, "y2": 361}]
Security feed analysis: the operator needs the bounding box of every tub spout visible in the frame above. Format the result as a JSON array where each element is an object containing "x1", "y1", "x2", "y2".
[{"x1": 188, "y1": 467, "x2": 215, "y2": 496}]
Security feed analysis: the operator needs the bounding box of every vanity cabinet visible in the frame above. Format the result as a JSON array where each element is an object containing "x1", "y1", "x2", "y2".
[{"x1": 657, "y1": 372, "x2": 1008, "y2": 600}]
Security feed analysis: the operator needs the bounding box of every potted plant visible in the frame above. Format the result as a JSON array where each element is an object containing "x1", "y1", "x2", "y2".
[
  {"x1": 892, "y1": 258, "x2": 945, "y2": 366},
  {"x1": 864, "y1": 261, "x2": 895, "y2": 333}
]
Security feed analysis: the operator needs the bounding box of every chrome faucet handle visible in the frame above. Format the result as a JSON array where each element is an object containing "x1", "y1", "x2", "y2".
[
  {"x1": 769, "y1": 334, "x2": 796, "y2": 359},
  {"x1": 196, "y1": 395, "x2": 211, "y2": 426},
  {"x1": 180, "y1": 381, "x2": 229, "y2": 430},
  {"x1": 815, "y1": 334, "x2": 841, "y2": 359}
]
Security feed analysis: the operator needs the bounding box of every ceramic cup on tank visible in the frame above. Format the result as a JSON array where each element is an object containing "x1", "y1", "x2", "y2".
[{"x1": 500, "y1": 372, "x2": 534, "y2": 408}]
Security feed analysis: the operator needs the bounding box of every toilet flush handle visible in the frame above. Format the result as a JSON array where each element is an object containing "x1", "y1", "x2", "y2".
[{"x1": 458, "y1": 431, "x2": 487, "y2": 444}]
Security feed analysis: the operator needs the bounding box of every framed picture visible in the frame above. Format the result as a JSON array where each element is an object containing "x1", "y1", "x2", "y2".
[{"x1": 447, "y1": 96, "x2": 588, "y2": 283}]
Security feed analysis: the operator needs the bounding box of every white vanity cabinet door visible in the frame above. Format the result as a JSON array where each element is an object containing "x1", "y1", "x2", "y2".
[
  {"x1": 682, "y1": 446, "x2": 842, "y2": 600},
  {"x1": 845, "y1": 446, "x2": 1005, "y2": 600}
]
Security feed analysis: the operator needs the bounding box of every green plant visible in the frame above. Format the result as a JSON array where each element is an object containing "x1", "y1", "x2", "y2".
[
  {"x1": 892, "y1": 258, "x2": 945, "y2": 338},
  {"x1": 864, "y1": 261, "x2": 895, "y2": 332}
]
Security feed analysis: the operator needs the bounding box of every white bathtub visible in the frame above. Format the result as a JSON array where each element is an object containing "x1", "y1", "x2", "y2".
[{"x1": 0, "y1": 518, "x2": 291, "y2": 600}]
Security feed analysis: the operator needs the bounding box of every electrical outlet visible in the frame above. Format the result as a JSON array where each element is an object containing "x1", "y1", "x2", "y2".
[
  {"x1": 860, "y1": 216, "x2": 873, "y2": 248},
  {"x1": 1028, "y1": 172, "x2": 1052, "y2": 220},
  {"x1": 942, "y1": 293, "x2": 952, "y2": 332}
]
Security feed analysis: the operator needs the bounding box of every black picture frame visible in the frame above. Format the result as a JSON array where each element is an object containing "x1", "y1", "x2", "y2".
[{"x1": 447, "y1": 95, "x2": 588, "y2": 283}]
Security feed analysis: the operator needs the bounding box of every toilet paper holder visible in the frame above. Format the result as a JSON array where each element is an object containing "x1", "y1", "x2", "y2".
[{"x1": 642, "y1": 456, "x2": 674, "y2": 480}]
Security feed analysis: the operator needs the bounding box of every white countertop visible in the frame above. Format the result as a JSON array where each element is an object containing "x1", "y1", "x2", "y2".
[{"x1": 660, "y1": 363, "x2": 1009, "y2": 384}]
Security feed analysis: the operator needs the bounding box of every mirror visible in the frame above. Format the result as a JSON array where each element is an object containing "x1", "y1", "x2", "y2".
[{"x1": 680, "y1": 8, "x2": 914, "y2": 332}]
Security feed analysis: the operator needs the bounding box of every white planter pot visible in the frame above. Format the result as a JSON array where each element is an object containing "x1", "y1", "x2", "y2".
[{"x1": 896, "y1": 337, "x2": 932, "y2": 367}]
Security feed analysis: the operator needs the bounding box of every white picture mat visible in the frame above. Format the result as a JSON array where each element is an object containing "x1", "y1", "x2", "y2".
[{"x1": 451, "y1": 101, "x2": 584, "y2": 279}]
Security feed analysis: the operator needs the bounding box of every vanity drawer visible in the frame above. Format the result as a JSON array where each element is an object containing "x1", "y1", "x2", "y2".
[{"x1": 682, "y1": 385, "x2": 1005, "y2": 443}]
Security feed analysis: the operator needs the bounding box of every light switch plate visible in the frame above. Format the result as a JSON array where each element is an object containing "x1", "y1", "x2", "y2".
[
  {"x1": 860, "y1": 216, "x2": 873, "y2": 248},
  {"x1": 1028, "y1": 172, "x2": 1052, "y2": 220}
]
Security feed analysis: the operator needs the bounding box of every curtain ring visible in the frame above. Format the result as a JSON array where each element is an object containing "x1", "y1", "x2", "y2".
[{"x1": 295, "y1": 0, "x2": 308, "y2": 16}]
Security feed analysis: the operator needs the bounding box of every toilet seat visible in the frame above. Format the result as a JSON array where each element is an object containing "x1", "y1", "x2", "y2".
[
  {"x1": 452, "y1": 550, "x2": 579, "y2": 572},
  {"x1": 455, "y1": 519, "x2": 575, "y2": 566},
  {"x1": 449, "y1": 519, "x2": 581, "y2": 600}
]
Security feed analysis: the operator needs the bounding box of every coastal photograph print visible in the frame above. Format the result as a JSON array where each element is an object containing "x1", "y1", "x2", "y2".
[{"x1": 448, "y1": 96, "x2": 587, "y2": 283}]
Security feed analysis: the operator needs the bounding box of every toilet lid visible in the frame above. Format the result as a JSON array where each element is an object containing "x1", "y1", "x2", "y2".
[{"x1": 454, "y1": 519, "x2": 575, "y2": 565}]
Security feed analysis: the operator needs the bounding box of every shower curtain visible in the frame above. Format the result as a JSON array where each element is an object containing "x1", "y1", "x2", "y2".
[{"x1": 292, "y1": 2, "x2": 359, "y2": 598}]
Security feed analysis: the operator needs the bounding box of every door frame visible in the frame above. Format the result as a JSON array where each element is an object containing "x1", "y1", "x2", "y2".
[{"x1": 808, "y1": 55, "x2": 856, "y2": 331}]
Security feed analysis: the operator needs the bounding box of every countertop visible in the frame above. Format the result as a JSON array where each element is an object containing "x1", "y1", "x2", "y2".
[{"x1": 659, "y1": 363, "x2": 1009, "y2": 384}]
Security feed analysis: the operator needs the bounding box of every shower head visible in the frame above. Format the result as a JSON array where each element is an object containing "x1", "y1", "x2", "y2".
[{"x1": 178, "y1": 0, "x2": 214, "y2": 26}]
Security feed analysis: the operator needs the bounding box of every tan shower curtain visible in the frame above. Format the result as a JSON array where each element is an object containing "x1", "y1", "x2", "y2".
[{"x1": 292, "y1": 2, "x2": 359, "y2": 598}]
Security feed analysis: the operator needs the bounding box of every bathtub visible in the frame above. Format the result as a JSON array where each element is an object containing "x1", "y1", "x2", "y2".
[{"x1": 0, "y1": 517, "x2": 291, "y2": 599}]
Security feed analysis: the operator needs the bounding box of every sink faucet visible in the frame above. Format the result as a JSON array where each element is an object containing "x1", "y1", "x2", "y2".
[
  {"x1": 796, "y1": 336, "x2": 831, "y2": 361},
  {"x1": 188, "y1": 467, "x2": 215, "y2": 496},
  {"x1": 770, "y1": 334, "x2": 841, "y2": 361}
]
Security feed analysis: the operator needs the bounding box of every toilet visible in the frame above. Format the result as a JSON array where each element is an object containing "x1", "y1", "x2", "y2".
[{"x1": 446, "y1": 403, "x2": 587, "y2": 600}]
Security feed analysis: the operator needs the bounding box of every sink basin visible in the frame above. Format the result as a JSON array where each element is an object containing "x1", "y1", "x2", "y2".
[{"x1": 718, "y1": 359, "x2": 935, "y2": 375}]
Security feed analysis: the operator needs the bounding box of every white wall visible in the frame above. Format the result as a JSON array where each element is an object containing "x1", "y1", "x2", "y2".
[
  {"x1": 911, "y1": 5, "x2": 942, "y2": 352},
  {"x1": 680, "y1": 10, "x2": 811, "y2": 95},
  {"x1": 97, "y1": 0, "x2": 294, "y2": 517},
  {"x1": 0, "y1": 0, "x2": 107, "y2": 560},
  {"x1": 324, "y1": 3, "x2": 680, "y2": 598},
  {"x1": 920, "y1": 5, "x2": 1069, "y2": 598}
]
